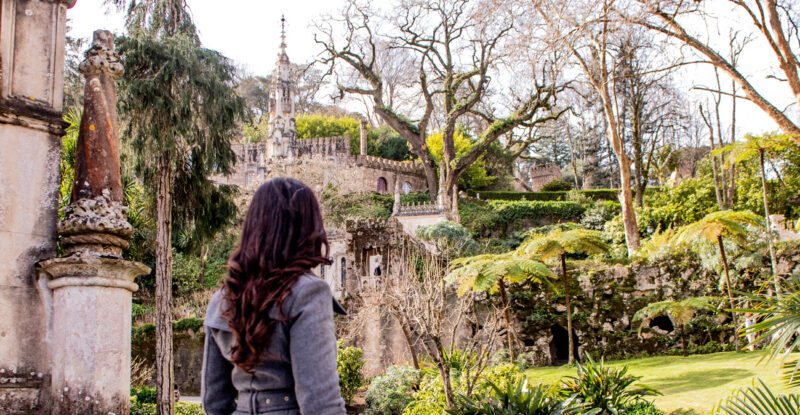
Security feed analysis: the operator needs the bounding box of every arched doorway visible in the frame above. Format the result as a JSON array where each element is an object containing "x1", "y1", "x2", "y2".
[
  {"x1": 377, "y1": 177, "x2": 388, "y2": 192},
  {"x1": 550, "y1": 324, "x2": 580, "y2": 365}
]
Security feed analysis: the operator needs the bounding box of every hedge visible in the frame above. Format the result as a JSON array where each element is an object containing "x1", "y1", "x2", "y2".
[
  {"x1": 489, "y1": 200, "x2": 586, "y2": 224},
  {"x1": 467, "y1": 188, "x2": 660, "y2": 202}
]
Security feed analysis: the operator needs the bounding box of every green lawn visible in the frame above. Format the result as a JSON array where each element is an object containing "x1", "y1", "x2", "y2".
[{"x1": 525, "y1": 351, "x2": 798, "y2": 414}]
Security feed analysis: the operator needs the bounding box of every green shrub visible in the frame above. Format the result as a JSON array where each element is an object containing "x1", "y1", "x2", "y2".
[
  {"x1": 338, "y1": 340, "x2": 366, "y2": 405},
  {"x1": 638, "y1": 178, "x2": 719, "y2": 230},
  {"x1": 620, "y1": 401, "x2": 664, "y2": 415},
  {"x1": 416, "y1": 221, "x2": 478, "y2": 257},
  {"x1": 403, "y1": 363, "x2": 521, "y2": 415},
  {"x1": 542, "y1": 179, "x2": 573, "y2": 192},
  {"x1": 489, "y1": 200, "x2": 585, "y2": 229},
  {"x1": 449, "y1": 379, "x2": 585, "y2": 415},
  {"x1": 130, "y1": 386, "x2": 157, "y2": 404},
  {"x1": 581, "y1": 201, "x2": 621, "y2": 231},
  {"x1": 130, "y1": 401, "x2": 203, "y2": 415},
  {"x1": 558, "y1": 355, "x2": 660, "y2": 413},
  {"x1": 366, "y1": 366, "x2": 421, "y2": 415}
]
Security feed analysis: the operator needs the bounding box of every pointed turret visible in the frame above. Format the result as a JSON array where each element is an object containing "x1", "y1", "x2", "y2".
[{"x1": 267, "y1": 15, "x2": 297, "y2": 159}]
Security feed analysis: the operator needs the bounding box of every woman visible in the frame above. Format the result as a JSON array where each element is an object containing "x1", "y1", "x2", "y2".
[{"x1": 202, "y1": 177, "x2": 347, "y2": 415}]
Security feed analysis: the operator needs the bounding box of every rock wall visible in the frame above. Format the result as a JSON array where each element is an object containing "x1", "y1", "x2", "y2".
[
  {"x1": 515, "y1": 246, "x2": 800, "y2": 365},
  {"x1": 215, "y1": 142, "x2": 428, "y2": 194}
]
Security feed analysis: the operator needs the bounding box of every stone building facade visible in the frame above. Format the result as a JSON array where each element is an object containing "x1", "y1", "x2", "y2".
[
  {"x1": 528, "y1": 163, "x2": 563, "y2": 191},
  {"x1": 0, "y1": 1, "x2": 74, "y2": 412},
  {"x1": 214, "y1": 20, "x2": 428, "y2": 196}
]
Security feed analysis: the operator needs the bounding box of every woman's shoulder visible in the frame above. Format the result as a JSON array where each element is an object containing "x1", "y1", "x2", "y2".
[
  {"x1": 284, "y1": 274, "x2": 333, "y2": 313},
  {"x1": 204, "y1": 289, "x2": 230, "y2": 331}
]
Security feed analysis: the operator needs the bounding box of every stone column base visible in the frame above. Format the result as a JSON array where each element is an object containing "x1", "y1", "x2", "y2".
[{"x1": 38, "y1": 256, "x2": 149, "y2": 415}]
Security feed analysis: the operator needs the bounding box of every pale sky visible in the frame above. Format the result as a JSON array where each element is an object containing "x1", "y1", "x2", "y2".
[
  {"x1": 67, "y1": 0, "x2": 346, "y2": 75},
  {"x1": 66, "y1": 0, "x2": 794, "y2": 139}
]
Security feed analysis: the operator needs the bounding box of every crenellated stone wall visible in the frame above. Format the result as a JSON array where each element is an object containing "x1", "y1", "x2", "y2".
[{"x1": 215, "y1": 140, "x2": 428, "y2": 194}]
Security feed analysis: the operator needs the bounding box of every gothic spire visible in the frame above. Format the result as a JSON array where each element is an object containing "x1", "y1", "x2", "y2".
[{"x1": 280, "y1": 15, "x2": 287, "y2": 50}]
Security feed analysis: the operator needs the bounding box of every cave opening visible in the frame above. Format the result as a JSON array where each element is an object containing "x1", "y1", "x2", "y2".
[{"x1": 550, "y1": 324, "x2": 580, "y2": 365}]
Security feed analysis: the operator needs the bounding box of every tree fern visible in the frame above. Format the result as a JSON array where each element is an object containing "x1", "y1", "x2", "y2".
[
  {"x1": 515, "y1": 228, "x2": 609, "y2": 364},
  {"x1": 633, "y1": 297, "x2": 723, "y2": 357},
  {"x1": 448, "y1": 253, "x2": 553, "y2": 361}
]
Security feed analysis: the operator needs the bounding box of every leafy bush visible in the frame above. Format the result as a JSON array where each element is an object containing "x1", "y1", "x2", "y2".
[
  {"x1": 489, "y1": 200, "x2": 585, "y2": 230},
  {"x1": 427, "y1": 128, "x2": 495, "y2": 191},
  {"x1": 403, "y1": 364, "x2": 522, "y2": 415},
  {"x1": 130, "y1": 401, "x2": 203, "y2": 415},
  {"x1": 581, "y1": 201, "x2": 621, "y2": 231},
  {"x1": 450, "y1": 379, "x2": 585, "y2": 415},
  {"x1": 338, "y1": 340, "x2": 366, "y2": 405},
  {"x1": 417, "y1": 221, "x2": 478, "y2": 257},
  {"x1": 620, "y1": 401, "x2": 664, "y2": 415},
  {"x1": 558, "y1": 355, "x2": 660, "y2": 413},
  {"x1": 322, "y1": 188, "x2": 392, "y2": 225},
  {"x1": 638, "y1": 178, "x2": 719, "y2": 230},
  {"x1": 366, "y1": 366, "x2": 421, "y2": 415},
  {"x1": 131, "y1": 386, "x2": 157, "y2": 404},
  {"x1": 542, "y1": 179, "x2": 573, "y2": 192}
]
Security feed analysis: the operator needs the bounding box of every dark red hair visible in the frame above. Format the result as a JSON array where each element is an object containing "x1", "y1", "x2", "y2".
[{"x1": 223, "y1": 177, "x2": 330, "y2": 371}]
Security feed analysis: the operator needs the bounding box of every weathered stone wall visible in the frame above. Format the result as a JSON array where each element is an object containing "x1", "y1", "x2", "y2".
[
  {"x1": 215, "y1": 142, "x2": 428, "y2": 194},
  {"x1": 515, "y1": 247, "x2": 800, "y2": 365},
  {"x1": 132, "y1": 326, "x2": 205, "y2": 395},
  {"x1": 0, "y1": 1, "x2": 75, "y2": 412}
]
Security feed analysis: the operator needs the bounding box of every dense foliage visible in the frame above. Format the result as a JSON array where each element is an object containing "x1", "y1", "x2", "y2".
[
  {"x1": 337, "y1": 340, "x2": 367, "y2": 405},
  {"x1": 427, "y1": 129, "x2": 495, "y2": 191},
  {"x1": 467, "y1": 190, "x2": 621, "y2": 202},
  {"x1": 366, "y1": 366, "x2": 422, "y2": 415},
  {"x1": 558, "y1": 356, "x2": 660, "y2": 413},
  {"x1": 541, "y1": 179, "x2": 574, "y2": 192}
]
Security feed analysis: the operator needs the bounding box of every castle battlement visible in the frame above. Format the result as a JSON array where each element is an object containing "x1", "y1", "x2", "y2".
[
  {"x1": 296, "y1": 135, "x2": 351, "y2": 159},
  {"x1": 355, "y1": 155, "x2": 425, "y2": 176}
]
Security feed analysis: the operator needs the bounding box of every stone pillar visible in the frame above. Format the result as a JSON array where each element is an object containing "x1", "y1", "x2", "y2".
[
  {"x1": 0, "y1": 1, "x2": 76, "y2": 413},
  {"x1": 38, "y1": 31, "x2": 150, "y2": 415},
  {"x1": 360, "y1": 119, "x2": 368, "y2": 156},
  {"x1": 393, "y1": 176, "x2": 402, "y2": 215}
]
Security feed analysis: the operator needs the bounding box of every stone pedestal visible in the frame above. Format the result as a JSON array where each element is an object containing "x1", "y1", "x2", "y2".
[{"x1": 38, "y1": 257, "x2": 148, "y2": 414}]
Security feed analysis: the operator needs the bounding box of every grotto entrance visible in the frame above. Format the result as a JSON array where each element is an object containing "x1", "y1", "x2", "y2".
[
  {"x1": 649, "y1": 315, "x2": 675, "y2": 332},
  {"x1": 550, "y1": 324, "x2": 580, "y2": 365}
]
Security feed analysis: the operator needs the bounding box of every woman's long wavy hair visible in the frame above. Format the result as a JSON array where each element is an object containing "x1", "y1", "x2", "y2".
[{"x1": 223, "y1": 177, "x2": 330, "y2": 372}]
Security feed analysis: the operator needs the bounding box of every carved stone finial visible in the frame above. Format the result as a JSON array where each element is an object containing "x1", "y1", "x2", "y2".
[{"x1": 61, "y1": 30, "x2": 130, "y2": 258}]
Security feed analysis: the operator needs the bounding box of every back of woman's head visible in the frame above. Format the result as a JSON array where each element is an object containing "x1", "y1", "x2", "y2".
[{"x1": 223, "y1": 177, "x2": 330, "y2": 371}]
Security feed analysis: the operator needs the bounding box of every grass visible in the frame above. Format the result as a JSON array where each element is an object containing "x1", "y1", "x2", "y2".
[{"x1": 525, "y1": 351, "x2": 799, "y2": 414}]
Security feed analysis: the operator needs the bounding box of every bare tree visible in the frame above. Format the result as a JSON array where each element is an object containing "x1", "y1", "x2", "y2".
[
  {"x1": 363, "y1": 248, "x2": 502, "y2": 409},
  {"x1": 534, "y1": 0, "x2": 643, "y2": 254},
  {"x1": 633, "y1": 0, "x2": 800, "y2": 143},
  {"x1": 316, "y1": 0, "x2": 561, "y2": 210}
]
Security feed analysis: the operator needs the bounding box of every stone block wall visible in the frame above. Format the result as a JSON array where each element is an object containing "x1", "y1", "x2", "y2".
[{"x1": 214, "y1": 140, "x2": 428, "y2": 195}]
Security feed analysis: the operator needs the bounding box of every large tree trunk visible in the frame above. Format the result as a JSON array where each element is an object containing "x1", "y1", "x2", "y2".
[
  {"x1": 717, "y1": 235, "x2": 739, "y2": 352},
  {"x1": 618, "y1": 155, "x2": 641, "y2": 255},
  {"x1": 680, "y1": 324, "x2": 688, "y2": 358},
  {"x1": 632, "y1": 114, "x2": 646, "y2": 208},
  {"x1": 396, "y1": 314, "x2": 420, "y2": 370},
  {"x1": 760, "y1": 150, "x2": 780, "y2": 295},
  {"x1": 497, "y1": 279, "x2": 515, "y2": 363},
  {"x1": 562, "y1": 254, "x2": 575, "y2": 365},
  {"x1": 155, "y1": 153, "x2": 175, "y2": 415}
]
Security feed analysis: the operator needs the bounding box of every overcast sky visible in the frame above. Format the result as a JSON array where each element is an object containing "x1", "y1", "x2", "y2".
[{"x1": 66, "y1": 0, "x2": 793, "y2": 138}]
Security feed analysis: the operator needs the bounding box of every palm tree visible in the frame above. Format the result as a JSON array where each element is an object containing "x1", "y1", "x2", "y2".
[
  {"x1": 516, "y1": 228, "x2": 609, "y2": 364},
  {"x1": 633, "y1": 297, "x2": 722, "y2": 357},
  {"x1": 719, "y1": 133, "x2": 798, "y2": 295},
  {"x1": 674, "y1": 210, "x2": 763, "y2": 351},
  {"x1": 447, "y1": 253, "x2": 554, "y2": 362}
]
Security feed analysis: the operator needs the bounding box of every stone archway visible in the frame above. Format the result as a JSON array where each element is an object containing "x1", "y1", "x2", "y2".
[
  {"x1": 550, "y1": 324, "x2": 580, "y2": 365},
  {"x1": 377, "y1": 177, "x2": 388, "y2": 192},
  {"x1": 649, "y1": 315, "x2": 675, "y2": 333}
]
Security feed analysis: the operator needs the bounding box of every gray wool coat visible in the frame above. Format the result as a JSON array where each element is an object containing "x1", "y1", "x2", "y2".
[{"x1": 201, "y1": 274, "x2": 347, "y2": 415}]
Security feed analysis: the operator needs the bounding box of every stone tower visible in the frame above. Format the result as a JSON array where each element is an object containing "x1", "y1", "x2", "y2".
[{"x1": 266, "y1": 15, "x2": 298, "y2": 160}]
